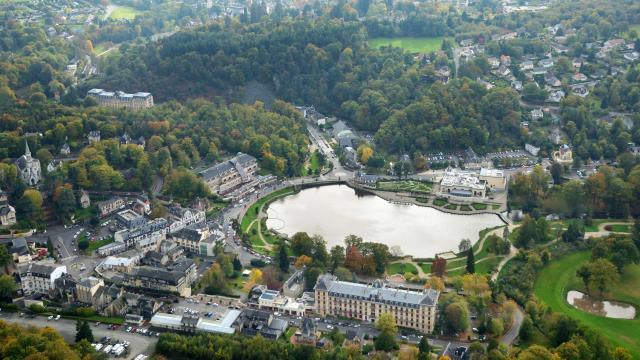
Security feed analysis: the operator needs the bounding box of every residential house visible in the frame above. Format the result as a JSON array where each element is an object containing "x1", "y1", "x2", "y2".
[
  {"x1": 97, "y1": 197, "x2": 125, "y2": 217},
  {"x1": 9, "y1": 237, "x2": 31, "y2": 263},
  {"x1": 435, "y1": 66, "x2": 450, "y2": 83},
  {"x1": 525, "y1": 144, "x2": 540, "y2": 157},
  {"x1": 572, "y1": 85, "x2": 589, "y2": 97},
  {"x1": 79, "y1": 190, "x2": 90, "y2": 209},
  {"x1": 236, "y1": 309, "x2": 289, "y2": 340},
  {"x1": 539, "y1": 58, "x2": 554, "y2": 68},
  {"x1": 531, "y1": 109, "x2": 544, "y2": 120},
  {"x1": 553, "y1": 144, "x2": 573, "y2": 163},
  {"x1": 60, "y1": 143, "x2": 71, "y2": 156},
  {"x1": 572, "y1": 73, "x2": 587, "y2": 82},
  {"x1": 88, "y1": 131, "x2": 101, "y2": 143},
  {"x1": 499, "y1": 55, "x2": 511, "y2": 66},
  {"x1": 0, "y1": 204, "x2": 16, "y2": 227},
  {"x1": 545, "y1": 73, "x2": 561, "y2": 87},
  {"x1": 511, "y1": 80, "x2": 523, "y2": 92},
  {"x1": 116, "y1": 209, "x2": 146, "y2": 228},
  {"x1": 623, "y1": 51, "x2": 639, "y2": 62},
  {"x1": 487, "y1": 57, "x2": 500, "y2": 68},
  {"x1": 171, "y1": 225, "x2": 210, "y2": 254},
  {"x1": 520, "y1": 61, "x2": 534, "y2": 71},
  {"x1": 295, "y1": 318, "x2": 317, "y2": 345},
  {"x1": 18, "y1": 261, "x2": 67, "y2": 296},
  {"x1": 548, "y1": 90, "x2": 565, "y2": 103}
]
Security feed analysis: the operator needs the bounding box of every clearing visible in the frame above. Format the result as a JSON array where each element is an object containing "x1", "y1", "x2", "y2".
[
  {"x1": 368, "y1": 37, "x2": 444, "y2": 53},
  {"x1": 376, "y1": 180, "x2": 432, "y2": 194},
  {"x1": 106, "y1": 5, "x2": 141, "y2": 20}
]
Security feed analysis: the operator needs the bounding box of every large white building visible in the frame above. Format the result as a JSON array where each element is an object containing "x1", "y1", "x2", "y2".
[
  {"x1": 87, "y1": 89, "x2": 154, "y2": 110},
  {"x1": 18, "y1": 261, "x2": 67, "y2": 296},
  {"x1": 479, "y1": 168, "x2": 507, "y2": 191},
  {"x1": 314, "y1": 275, "x2": 439, "y2": 334},
  {"x1": 15, "y1": 141, "x2": 41, "y2": 186},
  {"x1": 166, "y1": 205, "x2": 206, "y2": 233},
  {"x1": 440, "y1": 170, "x2": 486, "y2": 198}
]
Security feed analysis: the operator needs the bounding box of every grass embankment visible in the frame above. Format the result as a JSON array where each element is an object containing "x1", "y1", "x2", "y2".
[
  {"x1": 387, "y1": 263, "x2": 419, "y2": 275},
  {"x1": 241, "y1": 187, "x2": 296, "y2": 254},
  {"x1": 376, "y1": 180, "x2": 432, "y2": 194},
  {"x1": 534, "y1": 252, "x2": 640, "y2": 358},
  {"x1": 369, "y1": 37, "x2": 444, "y2": 53},
  {"x1": 87, "y1": 238, "x2": 114, "y2": 252}
]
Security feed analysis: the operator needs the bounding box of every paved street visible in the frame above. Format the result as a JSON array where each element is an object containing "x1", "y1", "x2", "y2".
[{"x1": 0, "y1": 313, "x2": 156, "y2": 359}]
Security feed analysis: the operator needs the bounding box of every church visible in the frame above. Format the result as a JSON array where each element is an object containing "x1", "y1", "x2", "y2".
[{"x1": 15, "y1": 141, "x2": 41, "y2": 186}]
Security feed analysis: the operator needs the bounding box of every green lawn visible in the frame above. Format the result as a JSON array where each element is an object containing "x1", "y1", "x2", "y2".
[
  {"x1": 471, "y1": 203, "x2": 487, "y2": 210},
  {"x1": 388, "y1": 262, "x2": 419, "y2": 275},
  {"x1": 108, "y1": 5, "x2": 141, "y2": 20},
  {"x1": 606, "y1": 224, "x2": 631, "y2": 233},
  {"x1": 87, "y1": 238, "x2": 114, "y2": 252},
  {"x1": 433, "y1": 198, "x2": 448, "y2": 207},
  {"x1": 583, "y1": 219, "x2": 630, "y2": 232},
  {"x1": 369, "y1": 37, "x2": 444, "y2": 53},
  {"x1": 376, "y1": 180, "x2": 432, "y2": 194},
  {"x1": 534, "y1": 252, "x2": 640, "y2": 358},
  {"x1": 459, "y1": 205, "x2": 472, "y2": 212},
  {"x1": 445, "y1": 203, "x2": 457, "y2": 210},
  {"x1": 241, "y1": 187, "x2": 296, "y2": 255}
]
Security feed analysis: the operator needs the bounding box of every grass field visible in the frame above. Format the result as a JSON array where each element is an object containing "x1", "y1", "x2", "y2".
[
  {"x1": 369, "y1": 37, "x2": 444, "y2": 53},
  {"x1": 605, "y1": 224, "x2": 631, "y2": 233},
  {"x1": 108, "y1": 5, "x2": 141, "y2": 20},
  {"x1": 433, "y1": 198, "x2": 448, "y2": 207},
  {"x1": 388, "y1": 262, "x2": 419, "y2": 275},
  {"x1": 534, "y1": 252, "x2": 640, "y2": 358},
  {"x1": 241, "y1": 187, "x2": 296, "y2": 254},
  {"x1": 377, "y1": 180, "x2": 432, "y2": 194}
]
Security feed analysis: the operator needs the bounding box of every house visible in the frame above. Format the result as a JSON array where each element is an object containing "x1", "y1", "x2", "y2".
[
  {"x1": 97, "y1": 197, "x2": 125, "y2": 217},
  {"x1": 548, "y1": 90, "x2": 565, "y2": 103},
  {"x1": 116, "y1": 209, "x2": 146, "y2": 228},
  {"x1": 295, "y1": 318, "x2": 317, "y2": 345},
  {"x1": 166, "y1": 205, "x2": 206, "y2": 233},
  {"x1": 553, "y1": 144, "x2": 573, "y2": 163},
  {"x1": 511, "y1": 80, "x2": 523, "y2": 91},
  {"x1": 15, "y1": 141, "x2": 41, "y2": 186},
  {"x1": 572, "y1": 59, "x2": 582, "y2": 69},
  {"x1": 132, "y1": 194, "x2": 151, "y2": 215},
  {"x1": 0, "y1": 204, "x2": 16, "y2": 227},
  {"x1": 539, "y1": 58, "x2": 554, "y2": 68},
  {"x1": 487, "y1": 57, "x2": 500, "y2": 68},
  {"x1": 531, "y1": 108, "x2": 544, "y2": 120},
  {"x1": 76, "y1": 276, "x2": 104, "y2": 305},
  {"x1": 545, "y1": 73, "x2": 561, "y2": 87},
  {"x1": 171, "y1": 225, "x2": 211, "y2": 254},
  {"x1": 88, "y1": 131, "x2": 101, "y2": 143},
  {"x1": 496, "y1": 65, "x2": 510, "y2": 77},
  {"x1": 47, "y1": 160, "x2": 62, "y2": 173},
  {"x1": 343, "y1": 147, "x2": 358, "y2": 168},
  {"x1": 623, "y1": 51, "x2": 640, "y2": 62},
  {"x1": 199, "y1": 153, "x2": 258, "y2": 195},
  {"x1": 60, "y1": 143, "x2": 71, "y2": 156},
  {"x1": 520, "y1": 61, "x2": 534, "y2": 71},
  {"x1": 9, "y1": 237, "x2": 30, "y2": 263},
  {"x1": 603, "y1": 38, "x2": 625, "y2": 50},
  {"x1": 236, "y1": 309, "x2": 289, "y2": 340},
  {"x1": 114, "y1": 218, "x2": 168, "y2": 253},
  {"x1": 314, "y1": 275, "x2": 439, "y2": 334},
  {"x1": 531, "y1": 67, "x2": 548, "y2": 75},
  {"x1": 120, "y1": 133, "x2": 131, "y2": 145},
  {"x1": 18, "y1": 261, "x2": 67, "y2": 296},
  {"x1": 435, "y1": 66, "x2": 450, "y2": 83},
  {"x1": 499, "y1": 55, "x2": 511, "y2": 66},
  {"x1": 572, "y1": 85, "x2": 589, "y2": 97},
  {"x1": 572, "y1": 73, "x2": 587, "y2": 82},
  {"x1": 79, "y1": 190, "x2": 90, "y2": 209}
]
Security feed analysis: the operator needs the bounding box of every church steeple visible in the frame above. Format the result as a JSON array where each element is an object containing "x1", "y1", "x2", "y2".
[{"x1": 25, "y1": 140, "x2": 31, "y2": 157}]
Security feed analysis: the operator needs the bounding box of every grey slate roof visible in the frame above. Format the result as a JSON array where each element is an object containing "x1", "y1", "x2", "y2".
[
  {"x1": 199, "y1": 153, "x2": 256, "y2": 181},
  {"x1": 315, "y1": 274, "x2": 438, "y2": 307}
]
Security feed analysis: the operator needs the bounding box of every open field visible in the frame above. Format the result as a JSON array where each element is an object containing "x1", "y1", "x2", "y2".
[
  {"x1": 368, "y1": 37, "x2": 444, "y2": 53},
  {"x1": 534, "y1": 252, "x2": 640, "y2": 358},
  {"x1": 108, "y1": 5, "x2": 141, "y2": 19},
  {"x1": 376, "y1": 180, "x2": 432, "y2": 194},
  {"x1": 388, "y1": 262, "x2": 419, "y2": 275}
]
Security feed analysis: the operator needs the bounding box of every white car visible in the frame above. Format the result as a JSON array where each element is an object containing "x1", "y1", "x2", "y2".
[
  {"x1": 54, "y1": 315, "x2": 61, "y2": 320},
  {"x1": 47, "y1": 315, "x2": 54, "y2": 321}
]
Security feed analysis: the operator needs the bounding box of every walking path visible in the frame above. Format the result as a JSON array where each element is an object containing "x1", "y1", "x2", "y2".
[{"x1": 584, "y1": 221, "x2": 632, "y2": 239}]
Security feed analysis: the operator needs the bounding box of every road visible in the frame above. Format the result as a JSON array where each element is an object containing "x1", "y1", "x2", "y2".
[
  {"x1": 500, "y1": 306, "x2": 525, "y2": 346},
  {"x1": 0, "y1": 313, "x2": 156, "y2": 359}
]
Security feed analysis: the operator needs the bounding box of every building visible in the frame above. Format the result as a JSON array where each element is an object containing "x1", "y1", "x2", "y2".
[
  {"x1": 150, "y1": 310, "x2": 240, "y2": 334},
  {"x1": 525, "y1": 144, "x2": 540, "y2": 157},
  {"x1": 530, "y1": 109, "x2": 544, "y2": 120},
  {"x1": 15, "y1": 141, "x2": 41, "y2": 186},
  {"x1": 553, "y1": 144, "x2": 573, "y2": 163},
  {"x1": 295, "y1": 318, "x2": 317, "y2": 345},
  {"x1": 88, "y1": 131, "x2": 101, "y2": 143},
  {"x1": 440, "y1": 170, "x2": 486, "y2": 198},
  {"x1": 236, "y1": 309, "x2": 289, "y2": 339},
  {"x1": 97, "y1": 197, "x2": 125, "y2": 217},
  {"x1": 171, "y1": 225, "x2": 211, "y2": 254},
  {"x1": 479, "y1": 168, "x2": 506, "y2": 191},
  {"x1": 123, "y1": 259, "x2": 196, "y2": 297},
  {"x1": 114, "y1": 218, "x2": 168, "y2": 252},
  {"x1": 87, "y1": 89, "x2": 154, "y2": 110},
  {"x1": 9, "y1": 237, "x2": 31, "y2": 263},
  {"x1": 199, "y1": 153, "x2": 258, "y2": 195},
  {"x1": 0, "y1": 204, "x2": 16, "y2": 226},
  {"x1": 166, "y1": 205, "x2": 206, "y2": 233},
  {"x1": 343, "y1": 146, "x2": 358, "y2": 168},
  {"x1": 18, "y1": 261, "x2": 67, "y2": 296},
  {"x1": 60, "y1": 143, "x2": 71, "y2": 156},
  {"x1": 116, "y1": 209, "x2": 146, "y2": 228},
  {"x1": 79, "y1": 190, "x2": 90, "y2": 209},
  {"x1": 76, "y1": 276, "x2": 104, "y2": 305},
  {"x1": 314, "y1": 275, "x2": 439, "y2": 334}
]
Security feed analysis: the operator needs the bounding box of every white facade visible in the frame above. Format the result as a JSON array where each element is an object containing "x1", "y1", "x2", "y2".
[{"x1": 19, "y1": 262, "x2": 67, "y2": 296}]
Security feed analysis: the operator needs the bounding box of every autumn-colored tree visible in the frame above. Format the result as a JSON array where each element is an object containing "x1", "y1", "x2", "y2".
[
  {"x1": 431, "y1": 257, "x2": 447, "y2": 277},
  {"x1": 294, "y1": 255, "x2": 312, "y2": 268},
  {"x1": 425, "y1": 276, "x2": 445, "y2": 292},
  {"x1": 345, "y1": 245, "x2": 364, "y2": 272},
  {"x1": 243, "y1": 268, "x2": 263, "y2": 291}
]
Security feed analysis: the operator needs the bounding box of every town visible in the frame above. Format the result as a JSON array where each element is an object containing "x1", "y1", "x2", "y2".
[{"x1": 0, "y1": 0, "x2": 639, "y2": 360}]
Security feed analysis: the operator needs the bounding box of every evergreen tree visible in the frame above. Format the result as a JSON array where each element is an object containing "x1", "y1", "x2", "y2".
[
  {"x1": 278, "y1": 241, "x2": 289, "y2": 272},
  {"x1": 418, "y1": 336, "x2": 431, "y2": 360},
  {"x1": 232, "y1": 256, "x2": 242, "y2": 272},
  {"x1": 466, "y1": 249, "x2": 475, "y2": 274},
  {"x1": 75, "y1": 320, "x2": 93, "y2": 343}
]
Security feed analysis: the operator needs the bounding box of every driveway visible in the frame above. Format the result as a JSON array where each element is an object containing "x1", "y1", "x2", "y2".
[{"x1": 500, "y1": 305, "x2": 524, "y2": 346}]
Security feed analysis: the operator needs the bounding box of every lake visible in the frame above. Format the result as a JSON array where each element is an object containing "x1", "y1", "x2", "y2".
[{"x1": 265, "y1": 185, "x2": 503, "y2": 258}]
